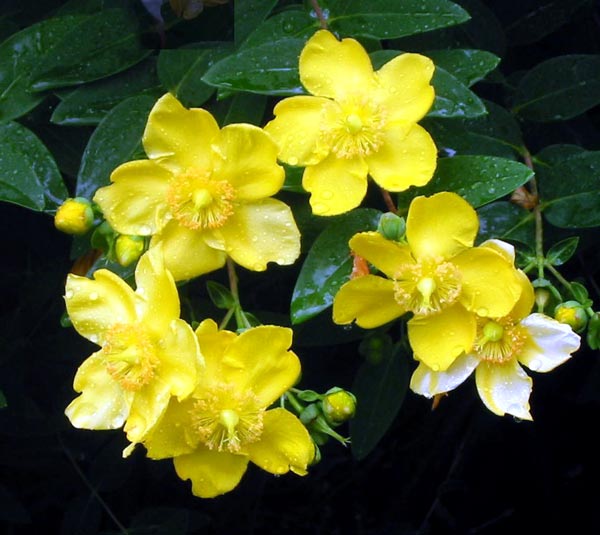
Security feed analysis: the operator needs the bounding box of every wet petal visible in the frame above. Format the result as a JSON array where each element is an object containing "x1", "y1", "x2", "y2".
[
  {"x1": 410, "y1": 353, "x2": 479, "y2": 397},
  {"x1": 475, "y1": 360, "x2": 533, "y2": 420},
  {"x1": 406, "y1": 192, "x2": 478, "y2": 260},
  {"x1": 349, "y1": 231, "x2": 415, "y2": 279},
  {"x1": 247, "y1": 408, "x2": 314, "y2": 476},
  {"x1": 303, "y1": 154, "x2": 368, "y2": 216},
  {"x1": 408, "y1": 304, "x2": 477, "y2": 371},
  {"x1": 124, "y1": 380, "x2": 172, "y2": 443},
  {"x1": 94, "y1": 159, "x2": 172, "y2": 236},
  {"x1": 366, "y1": 123, "x2": 437, "y2": 191},
  {"x1": 194, "y1": 319, "x2": 238, "y2": 390},
  {"x1": 174, "y1": 447, "x2": 249, "y2": 498},
  {"x1": 219, "y1": 199, "x2": 300, "y2": 271},
  {"x1": 518, "y1": 313, "x2": 580, "y2": 373},
  {"x1": 333, "y1": 275, "x2": 405, "y2": 328},
  {"x1": 509, "y1": 270, "x2": 535, "y2": 322}
]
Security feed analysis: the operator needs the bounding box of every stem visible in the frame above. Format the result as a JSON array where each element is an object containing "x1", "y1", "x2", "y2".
[
  {"x1": 545, "y1": 263, "x2": 573, "y2": 294},
  {"x1": 310, "y1": 0, "x2": 328, "y2": 29},
  {"x1": 284, "y1": 390, "x2": 305, "y2": 415},
  {"x1": 380, "y1": 188, "x2": 398, "y2": 214},
  {"x1": 226, "y1": 257, "x2": 251, "y2": 330},
  {"x1": 219, "y1": 306, "x2": 235, "y2": 330},
  {"x1": 522, "y1": 148, "x2": 545, "y2": 280}
]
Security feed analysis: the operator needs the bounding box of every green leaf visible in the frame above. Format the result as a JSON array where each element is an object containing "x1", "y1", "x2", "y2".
[
  {"x1": 235, "y1": 0, "x2": 279, "y2": 46},
  {"x1": 546, "y1": 237, "x2": 580, "y2": 266},
  {"x1": 476, "y1": 201, "x2": 535, "y2": 248},
  {"x1": 398, "y1": 156, "x2": 534, "y2": 210},
  {"x1": 0, "y1": 121, "x2": 66, "y2": 211},
  {"x1": 328, "y1": 0, "x2": 470, "y2": 40},
  {"x1": 350, "y1": 344, "x2": 409, "y2": 460},
  {"x1": 51, "y1": 58, "x2": 161, "y2": 126},
  {"x1": 76, "y1": 94, "x2": 156, "y2": 199},
  {"x1": 206, "y1": 281, "x2": 235, "y2": 310},
  {"x1": 202, "y1": 38, "x2": 305, "y2": 95},
  {"x1": 240, "y1": 9, "x2": 317, "y2": 49},
  {"x1": 534, "y1": 144, "x2": 587, "y2": 166},
  {"x1": 222, "y1": 92, "x2": 267, "y2": 125},
  {"x1": 512, "y1": 55, "x2": 600, "y2": 122},
  {"x1": 30, "y1": 8, "x2": 150, "y2": 91},
  {"x1": 0, "y1": 15, "x2": 85, "y2": 122},
  {"x1": 453, "y1": 0, "x2": 506, "y2": 57},
  {"x1": 425, "y1": 48, "x2": 500, "y2": 86},
  {"x1": 291, "y1": 208, "x2": 382, "y2": 324},
  {"x1": 538, "y1": 151, "x2": 600, "y2": 228}
]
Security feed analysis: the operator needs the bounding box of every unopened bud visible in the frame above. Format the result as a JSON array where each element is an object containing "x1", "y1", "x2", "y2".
[
  {"x1": 377, "y1": 212, "x2": 406, "y2": 241},
  {"x1": 554, "y1": 301, "x2": 588, "y2": 333},
  {"x1": 115, "y1": 235, "x2": 145, "y2": 267},
  {"x1": 54, "y1": 198, "x2": 94, "y2": 235},
  {"x1": 535, "y1": 288, "x2": 551, "y2": 310},
  {"x1": 321, "y1": 388, "x2": 356, "y2": 426}
]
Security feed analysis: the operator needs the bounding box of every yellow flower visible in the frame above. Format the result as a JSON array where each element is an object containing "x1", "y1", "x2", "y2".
[
  {"x1": 54, "y1": 197, "x2": 94, "y2": 235},
  {"x1": 64, "y1": 246, "x2": 201, "y2": 445},
  {"x1": 264, "y1": 30, "x2": 437, "y2": 216},
  {"x1": 333, "y1": 192, "x2": 524, "y2": 371},
  {"x1": 410, "y1": 271, "x2": 581, "y2": 419},
  {"x1": 94, "y1": 93, "x2": 300, "y2": 281},
  {"x1": 139, "y1": 319, "x2": 315, "y2": 498}
]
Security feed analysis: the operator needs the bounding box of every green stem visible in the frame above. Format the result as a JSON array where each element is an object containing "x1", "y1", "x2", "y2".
[
  {"x1": 380, "y1": 188, "x2": 398, "y2": 214},
  {"x1": 310, "y1": 0, "x2": 328, "y2": 29},
  {"x1": 219, "y1": 307, "x2": 235, "y2": 330},
  {"x1": 284, "y1": 390, "x2": 305, "y2": 415},
  {"x1": 226, "y1": 257, "x2": 251, "y2": 330},
  {"x1": 522, "y1": 148, "x2": 545, "y2": 280},
  {"x1": 545, "y1": 263, "x2": 573, "y2": 294}
]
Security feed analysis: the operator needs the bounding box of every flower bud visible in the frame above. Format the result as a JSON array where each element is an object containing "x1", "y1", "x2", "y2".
[
  {"x1": 534, "y1": 288, "x2": 551, "y2": 310},
  {"x1": 321, "y1": 388, "x2": 356, "y2": 426},
  {"x1": 54, "y1": 198, "x2": 94, "y2": 235},
  {"x1": 115, "y1": 235, "x2": 145, "y2": 267},
  {"x1": 554, "y1": 301, "x2": 588, "y2": 333},
  {"x1": 377, "y1": 212, "x2": 406, "y2": 241}
]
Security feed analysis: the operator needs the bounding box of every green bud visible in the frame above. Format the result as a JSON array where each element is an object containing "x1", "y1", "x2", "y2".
[
  {"x1": 54, "y1": 197, "x2": 94, "y2": 235},
  {"x1": 535, "y1": 288, "x2": 551, "y2": 310},
  {"x1": 115, "y1": 235, "x2": 145, "y2": 267},
  {"x1": 321, "y1": 387, "x2": 357, "y2": 426},
  {"x1": 554, "y1": 301, "x2": 588, "y2": 333},
  {"x1": 377, "y1": 212, "x2": 406, "y2": 241}
]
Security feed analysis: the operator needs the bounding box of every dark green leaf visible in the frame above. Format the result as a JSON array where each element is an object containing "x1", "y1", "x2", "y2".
[
  {"x1": 0, "y1": 121, "x2": 66, "y2": 211},
  {"x1": 206, "y1": 281, "x2": 235, "y2": 310},
  {"x1": 350, "y1": 344, "x2": 409, "y2": 460},
  {"x1": 30, "y1": 9, "x2": 150, "y2": 91},
  {"x1": 235, "y1": 0, "x2": 279, "y2": 46},
  {"x1": 425, "y1": 48, "x2": 500, "y2": 86},
  {"x1": 291, "y1": 208, "x2": 381, "y2": 324},
  {"x1": 0, "y1": 15, "x2": 85, "y2": 122},
  {"x1": 51, "y1": 59, "x2": 161, "y2": 126},
  {"x1": 570, "y1": 282, "x2": 589, "y2": 304},
  {"x1": 222, "y1": 92, "x2": 267, "y2": 125},
  {"x1": 240, "y1": 9, "x2": 317, "y2": 49},
  {"x1": 202, "y1": 38, "x2": 305, "y2": 95},
  {"x1": 453, "y1": 0, "x2": 506, "y2": 57},
  {"x1": 328, "y1": 0, "x2": 470, "y2": 40},
  {"x1": 398, "y1": 156, "x2": 534, "y2": 210},
  {"x1": 546, "y1": 237, "x2": 579, "y2": 266},
  {"x1": 477, "y1": 201, "x2": 535, "y2": 247},
  {"x1": 76, "y1": 94, "x2": 156, "y2": 199},
  {"x1": 534, "y1": 144, "x2": 587, "y2": 167},
  {"x1": 513, "y1": 55, "x2": 600, "y2": 122}
]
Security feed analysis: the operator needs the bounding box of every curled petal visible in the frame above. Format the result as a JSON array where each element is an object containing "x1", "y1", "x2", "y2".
[
  {"x1": 349, "y1": 231, "x2": 415, "y2": 279},
  {"x1": 410, "y1": 353, "x2": 479, "y2": 397},
  {"x1": 124, "y1": 380, "x2": 172, "y2": 444}
]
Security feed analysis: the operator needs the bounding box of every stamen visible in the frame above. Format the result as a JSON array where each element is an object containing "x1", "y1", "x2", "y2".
[{"x1": 474, "y1": 318, "x2": 526, "y2": 364}]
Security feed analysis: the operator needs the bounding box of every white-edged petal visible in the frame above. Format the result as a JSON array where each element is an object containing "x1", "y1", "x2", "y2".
[{"x1": 410, "y1": 353, "x2": 480, "y2": 397}]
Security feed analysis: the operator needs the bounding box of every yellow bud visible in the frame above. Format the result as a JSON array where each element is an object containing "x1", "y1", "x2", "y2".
[
  {"x1": 115, "y1": 235, "x2": 145, "y2": 267},
  {"x1": 554, "y1": 301, "x2": 588, "y2": 333},
  {"x1": 322, "y1": 388, "x2": 356, "y2": 426},
  {"x1": 54, "y1": 198, "x2": 94, "y2": 235}
]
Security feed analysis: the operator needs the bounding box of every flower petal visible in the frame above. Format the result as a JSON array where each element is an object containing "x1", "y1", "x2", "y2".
[
  {"x1": 366, "y1": 123, "x2": 437, "y2": 191},
  {"x1": 222, "y1": 326, "x2": 299, "y2": 407},
  {"x1": 408, "y1": 304, "x2": 477, "y2": 371},
  {"x1": 299, "y1": 30, "x2": 376, "y2": 100},
  {"x1": 376, "y1": 53, "x2": 435, "y2": 123},
  {"x1": 303, "y1": 154, "x2": 368, "y2": 216},
  {"x1": 65, "y1": 353, "x2": 132, "y2": 430},
  {"x1": 518, "y1": 313, "x2": 580, "y2": 373},
  {"x1": 406, "y1": 192, "x2": 478, "y2": 260},
  {"x1": 65, "y1": 270, "x2": 137, "y2": 344},
  {"x1": 475, "y1": 360, "x2": 533, "y2": 420},
  {"x1": 264, "y1": 96, "x2": 332, "y2": 166},
  {"x1": 219, "y1": 199, "x2": 300, "y2": 271},
  {"x1": 410, "y1": 353, "x2": 479, "y2": 397},
  {"x1": 124, "y1": 380, "x2": 172, "y2": 443},
  {"x1": 349, "y1": 231, "x2": 415, "y2": 279},
  {"x1": 143, "y1": 93, "x2": 219, "y2": 173},
  {"x1": 333, "y1": 275, "x2": 405, "y2": 328},
  {"x1": 151, "y1": 222, "x2": 227, "y2": 281},
  {"x1": 453, "y1": 247, "x2": 522, "y2": 318},
  {"x1": 93, "y1": 159, "x2": 171, "y2": 236},
  {"x1": 247, "y1": 408, "x2": 314, "y2": 475},
  {"x1": 509, "y1": 270, "x2": 535, "y2": 321},
  {"x1": 174, "y1": 447, "x2": 249, "y2": 498},
  {"x1": 213, "y1": 124, "x2": 285, "y2": 201},
  {"x1": 194, "y1": 319, "x2": 238, "y2": 390}
]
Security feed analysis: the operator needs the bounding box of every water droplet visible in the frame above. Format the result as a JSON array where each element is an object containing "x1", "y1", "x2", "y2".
[
  {"x1": 139, "y1": 225, "x2": 152, "y2": 235},
  {"x1": 313, "y1": 203, "x2": 327, "y2": 214},
  {"x1": 90, "y1": 334, "x2": 99, "y2": 344},
  {"x1": 528, "y1": 359, "x2": 542, "y2": 371},
  {"x1": 288, "y1": 156, "x2": 298, "y2": 166},
  {"x1": 476, "y1": 307, "x2": 488, "y2": 316},
  {"x1": 89, "y1": 292, "x2": 98, "y2": 301},
  {"x1": 322, "y1": 190, "x2": 333, "y2": 200},
  {"x1": 431, "y1": 363, "x2": 440, "y2": 372},
  {"x1": 65, "y1": 290, "x2": 74, "y2": 299}
]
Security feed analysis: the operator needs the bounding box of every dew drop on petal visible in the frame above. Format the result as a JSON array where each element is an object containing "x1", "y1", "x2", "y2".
[
  {"x1": 90, "y1": 334, "x2": 99, "y2": 343},
  {"x1": 288, "y1": 156, "x2": 298, "y2": 166},
  {"x1": 528, "y1": 359, "x2": 541, "y2": 371},
  {"x1": 89, "y1": 292, "x2": 98, "y2": 301},
  {"x1": 139, "y1": 225, "x2": 152, "y2": 235},
  {"x1": 476, "y1": 307, "x2": 488, "y2": 316},
  {"x1": 322, "y1": 190, "x2": 333, "y2": 200},
  {"x1": 65, "y1": 290, "x2": 74, "y2": 299}
]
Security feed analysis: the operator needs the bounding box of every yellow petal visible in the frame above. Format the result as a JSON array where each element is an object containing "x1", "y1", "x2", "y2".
[
  {"x1": 410, "y1": 353, "x2": 479, "y2": 397},
  {"x1": 475, "y1": 360, "x2": 533, "y2": 420},
  {"x1": 406, "y1": 192, "x2": 478, "y2": 260},
  {"x1": 365, "y1": 123, "x2": 437, "y2": 191},
  {"x1": 65, "y1": 353, "x2": 133, "y2": 430},
  {"x1": 222, "y1": 326, "x2": 299, "y2": 407},
  {"x1": 94, "y1": 159, "x2": 172, "y2": 236},
  {"x1": 174, "y1": 447, "x2": 249, "y2": 498},
  {"x1": 264, "y1": 96, "x2": 333, "y2": 166},
  {"x1": 348, "y1": 231, "x2": 415, "y2": 279},
  {"x1": 124, "y1": 380, "x2": 172, "y2": 444},
  {"x1": 143, "y1": 93, "x2": 219, "y2": 173},
  {"x1": 247, "y1": 408, "x2": 314, "y2": 475},
  {"x1": 299, "y1": 30, "x2": 376, "y2": 100},
  {"x1": 332, "y1": 275, "x2": 405, "y2": 328},
  {"x1": 509, "y1": 270, "x2": 535, "y2": 321},
  {"x1": 213, "y1": 124, "x2": 285, "y2": 201},
  {"x1": 219, "y1": 199, "x2": 301, "y2": 271},
  {"x1": 479, "y1": 238, "x2": 515, "y2": 264},
  {"x1": 194, "y1": 319, "x2": 238, "y2": 390},
  {"x1": 453, "y1": 248, "x2": 522, "y2": 318},
  {"x1": 65, "y1": 270, "x2": 137, "y2": 345},
  {"x1": 376, "y1": 53, "x2": 435, "y2": 123},
  {"x1": 303, "y1": 154, "x2": 368, "y2": 216},
  {"x1": 408, "y1": 304, "x2": 477, "y2": 371},
  {"x1": 151, "y1": 222, "x2": 226, "y2": 281}
]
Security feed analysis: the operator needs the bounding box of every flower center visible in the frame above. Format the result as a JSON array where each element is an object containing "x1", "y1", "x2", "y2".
[
  {"x1": 102, "y1": 324, "x2": 158, "y2": 391},
  {"x1": 167, "y1": 168, "x2": 236, "y2": 230},
  {"x1": 393, "y1": 258, "x2": 462, "y2": 315},
  {"x1": 324, "y1": 97, "x2": 387, "y2": 159},
  {"x1": 474, "y1": 318, "x2": 526, "y2": 364},
  {"x1": 191, "y1": 383, "x2": 264, "y2": 453}
]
